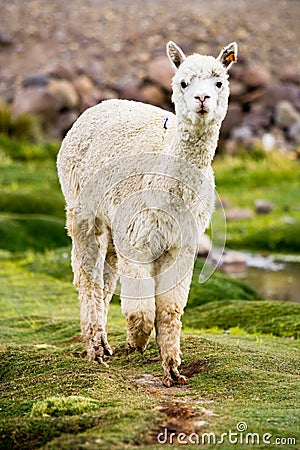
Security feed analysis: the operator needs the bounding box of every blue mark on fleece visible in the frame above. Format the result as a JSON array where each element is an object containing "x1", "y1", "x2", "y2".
[{"x1": 163, "y1": 117, "x2": 169, "y2": 129}]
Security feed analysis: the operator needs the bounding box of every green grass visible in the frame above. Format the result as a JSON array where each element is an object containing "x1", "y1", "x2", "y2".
[
  {"x1": 183, "y1": 299, "x2": 300, "y2": 338},
  {"x1": 213, "y1": 151, "x2": 300, "y2": 252},
  {"x1": 0, "y1": 102, "x2": 42, "y2": 142},
  {"x1": 0, "y1": 258, "x2": 299, "y2": 449},
  {"x1": 0, "y1": 140, "x2": 67, "y2": 252}
]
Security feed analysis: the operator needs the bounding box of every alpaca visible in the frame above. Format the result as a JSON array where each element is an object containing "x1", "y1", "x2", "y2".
[{"x1": 57, "y1": 40, "x2": 237, "y2": 387}]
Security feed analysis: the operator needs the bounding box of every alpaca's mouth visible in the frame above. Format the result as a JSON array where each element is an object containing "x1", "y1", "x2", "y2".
[{"x1": 198, "y1": 108, "x2": 208, "y2": 115}]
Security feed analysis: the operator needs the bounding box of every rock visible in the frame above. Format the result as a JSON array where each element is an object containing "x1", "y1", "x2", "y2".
[
  {"x1": 100, "y1": 88, "x2": 119, "y2": 101},
  {"x1": 220, "y1": 103, "x2": 244, "y2": 138},
  {"x1": 231, "y1": 125, "x2": 254, "y2": 142},
  {"x1": 288, "y1": 121, "x2": 300, "y2": 145},
  {"x1": 140, "y1": 84, "x2": 166, "y2": 106},
  {"x1": 13, "y1": 79, "x2": 79, "y2": 129},
  {"x1": 243, "y1": 103, "x2": 272, "y2": 129},
  {"x1": 0, "y1": 30, "x2": 13, "y2": 46},
  {"x1": 275, "y1": 101, "x2": 300, "y2": 128},
  {"x1": 261, "y1": 133, "x2": 276, "y2": 151},
  {"x1": 12, "y1": 86, "x2": 59, "y2": 121},
  {"x1": 255, "y1": 199, "x2": 273, "y2": 214},
  {"x1": 198, "y1": 234, "x2": 211, "y2": 256},
  {"x1": 239, "y1": 88, "x2": 266, "y2": 105},
  {"x1": 73, "y1": 75, "x2": 94, "y2": 98},
  {"x1": 229, "y1": 80, "x2": 247, "y2": 100},
  {"x1": 22, "y1": 74, "x2": 49, "y2": 88},
  {"x1": 279, "y1": 69, "x2": 300, "y2": 86},
  {"x1": 219, "y1": 250, "x2": 247, "y2": 266},
  {"x1": 264, "y1": 84, "x2": 300, "y2": 111},
  {"x1": 73, "y1": 74, "x2": 100, "y2": 111},
  {"x1": 226, "y1": 208, "x2": 253, "y2": 221},
  {"x1": 48, "y1": 79, "x2": 80, "y2": 110},
  {"x1": 85, "y1": 60, "x2": 103, "y2": 84},
  {"x1": 48, "y1": 63, "x2": 77, "y2": 81},
  {"x1": 238, "y1": 66, "x2": 272, "y2": 89},
  {"x1": 209, "y1": 249, "x2": 247, "y2": 274},
  {"x1": 147, "y1": 56, "x2": 173, "y2": 92},
  {"x1": 49, "y1": 110, "x2": 78, "y2": 139}
]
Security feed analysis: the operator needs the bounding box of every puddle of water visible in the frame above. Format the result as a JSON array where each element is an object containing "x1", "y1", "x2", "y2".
[
  {"x1": 223, "y1": 262, "x2": 300, "y2": 303},
  {"x1": 212, "y1": 251, "x2": 300, "y2": 303}
]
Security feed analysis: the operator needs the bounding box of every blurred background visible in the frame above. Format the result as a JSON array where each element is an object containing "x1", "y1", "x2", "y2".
[
  {"x1": 0, "y1": 0, "x2": 299, "y2": 300},
  {"x1": 1, "y1": 2, "x2": 300, "y2": 448}
]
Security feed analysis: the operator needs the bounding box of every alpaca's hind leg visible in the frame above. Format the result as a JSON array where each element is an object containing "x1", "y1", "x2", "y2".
[
  {"x1": 70, "y1": 212, "x2": 115, "y2": 364},
  {"x1": 155, "y1": 255, "x2": 194, "y2": 387},
  {"x1": 118, "y1": 258, "x2": 155, "y2": 353},
  {"x1": 77, "y1": 265, "x2": 112, "y2": 363}
]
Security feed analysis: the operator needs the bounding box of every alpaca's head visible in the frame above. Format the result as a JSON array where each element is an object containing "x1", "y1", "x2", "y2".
[{"x1": 167, "y1": 41, "x2": 238, "y2": 127}]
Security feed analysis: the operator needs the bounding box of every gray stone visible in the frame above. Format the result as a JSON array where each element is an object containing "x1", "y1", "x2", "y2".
[
  {"x1": 264, "y1": 84, "x2": 300, "y2": 111},
  {"x1": 231, "y1": 125, "x2": 254, "y2": 142},
  {"x1": 226, "y1": 208, "x2": 253, "y2": 221},
  {"x1": 289, "y1": 121, "x2": 300, "y2": 145},
  {"x1": 275, "y1": 101, "x2": 300, "y2": 128},
  {"x1": 12, "y1": 87, "x2": 59, "y2": 121},
  {"x1": 238, "y1": 66, "x2": 271, "y2": 89},
  {"x1": 279, "y1": 69, "x2": 300, "y2": 86},
  {"x1": 255, "y1": 199, "x2": 273, "y2": 214}
]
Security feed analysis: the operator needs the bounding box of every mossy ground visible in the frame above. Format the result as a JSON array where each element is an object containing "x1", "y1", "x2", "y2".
[
  {"x1": 0, "y1": 259, "x2": 299, "y2": 449},
  {"x1": 0, "y1": 137, "x2": 299, "y2": 448}
]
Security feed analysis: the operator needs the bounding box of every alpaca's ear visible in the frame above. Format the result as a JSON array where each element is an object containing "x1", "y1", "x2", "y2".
[
  {"x1": 217, "y1": 42, "x2": 238, "y2": 69},
  {"x1": 166, "y1": 41, "x2": 186, "y2": 71}
]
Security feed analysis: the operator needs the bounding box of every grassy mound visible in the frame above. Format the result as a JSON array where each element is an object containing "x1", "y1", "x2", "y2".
[
  {"x1": 30, "y1": 396, "x2": 101, "y2": 418},
  {"x1": 183, "y1": 299, "x2": 300, "y2": 338}
]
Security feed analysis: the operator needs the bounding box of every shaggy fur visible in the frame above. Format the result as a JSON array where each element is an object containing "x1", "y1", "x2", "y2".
[{"x1": 57, "y1": 41, "x2": 237, "y2": 387}]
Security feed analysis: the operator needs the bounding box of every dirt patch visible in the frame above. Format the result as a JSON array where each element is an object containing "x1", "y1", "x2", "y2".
[
  {"x1": 181, "y1": 358, "x2": 208, "y2": 378},
  {"x1": 149, "y1": 400, "x2": 215, "y2": 445}
]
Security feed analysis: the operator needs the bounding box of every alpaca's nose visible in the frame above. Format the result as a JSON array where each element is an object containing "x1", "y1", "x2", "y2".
[{"x1": 194, "y1": 95, "x2": 210, "y2": 103}]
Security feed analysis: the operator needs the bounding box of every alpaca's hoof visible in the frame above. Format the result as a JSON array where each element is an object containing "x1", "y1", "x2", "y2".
[
  {"x1": 162, "y1": 374, "x2": 174, "y2": 388},
  {"x1": 126, "y1": 341, "x2": 147, "y2": 355},
  {"x1": 86, "y1": 331, "x2": 113, "y2": 366},
  {"x1": 162, "y1": 370, "x2": 187, "y2": 387},
  {"x1": 177, "y1": 374, "x2": 187, "y2": 385},
  {"x1": 126, "y1": 343, "x2": 136, "y2": 355}
]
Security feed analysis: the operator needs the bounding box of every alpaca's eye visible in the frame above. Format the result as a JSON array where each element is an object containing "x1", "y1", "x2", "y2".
[
  {"x1": 180, "y1": 81, "x2": 188, "y2": 89},
  {"x1": 216, "y1": 81, "x2": 223, "y2": 89}
]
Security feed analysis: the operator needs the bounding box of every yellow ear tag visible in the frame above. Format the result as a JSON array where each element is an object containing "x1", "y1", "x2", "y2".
[{"x1": 225, "y1": 52, "x2": 237, "y2": 63}]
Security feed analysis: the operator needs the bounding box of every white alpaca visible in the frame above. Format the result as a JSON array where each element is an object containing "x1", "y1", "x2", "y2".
[{"x1": 57, "y1": 41, "x2": 237, "y2": 386}]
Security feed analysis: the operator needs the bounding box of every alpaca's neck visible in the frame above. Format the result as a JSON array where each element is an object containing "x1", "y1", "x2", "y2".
[{"x1": 172, "y1": 118, "x2": 221, "y2": 168}]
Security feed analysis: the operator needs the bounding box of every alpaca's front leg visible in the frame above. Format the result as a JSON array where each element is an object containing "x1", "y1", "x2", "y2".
[
  {"x1": 155, "y1": 305, "x2": 186, "y2": 387},
  {"x1": 155, "y1": 261, "x2": 193, "y2": 387}
]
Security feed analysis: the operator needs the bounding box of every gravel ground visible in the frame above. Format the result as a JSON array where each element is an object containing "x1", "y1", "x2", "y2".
[{"x1": 0, "y1": 0, "x2": 299, "y2": 98}]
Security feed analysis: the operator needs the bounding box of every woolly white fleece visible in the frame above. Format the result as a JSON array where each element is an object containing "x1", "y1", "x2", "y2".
[{"x1": 57, "y1": 40, "x2": 237, "y2": 387}]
